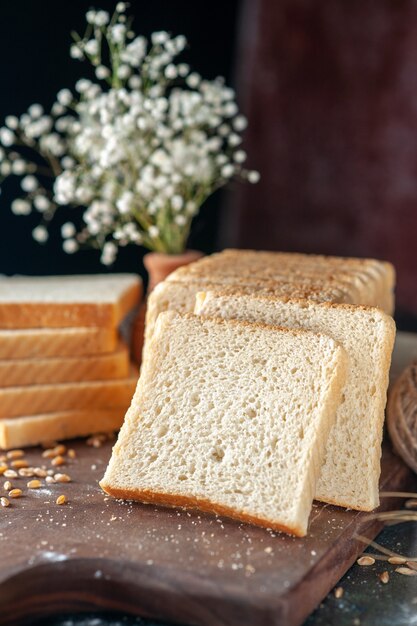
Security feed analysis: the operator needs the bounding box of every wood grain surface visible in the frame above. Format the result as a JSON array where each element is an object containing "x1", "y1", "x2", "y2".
[{"x1": 0, "y1": 332, "x2": 415, "y2": 626}]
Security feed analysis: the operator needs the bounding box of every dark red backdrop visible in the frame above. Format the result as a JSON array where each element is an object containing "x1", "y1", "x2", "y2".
[{"x1": 229, "y1": 0, "x2": 417, "y2": 313}]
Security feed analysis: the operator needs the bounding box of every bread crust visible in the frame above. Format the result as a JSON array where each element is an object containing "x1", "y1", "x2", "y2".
[{"x1": 99, "y1": 483, "x2": 306, "y2": 537}]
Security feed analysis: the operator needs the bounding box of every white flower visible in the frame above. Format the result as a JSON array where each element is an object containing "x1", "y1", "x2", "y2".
[
  {"x1": 63, "y1": 238, "x2": 79, "y2": 254},
  {"x1": 116, "y1": 2, "x2": 127, "y2": 11},
  {"x1": 94, "y1": 10, "x2": 109, "y2": 26},
  {"x1": 186, "y1": 73, "x2": 200, "y2": 89},
  {"x1": 54, "y1": 171, "x2": 76, "y2": 205},
  {"x1": 70, "y1": 44, "x2": 83, "y2": 60},
  {"x1": 86, "y1": 10, "x2": 97, "y2": 24},
  {"x1": 178, "y1": 63, "x2": 189, "y2": 77},
  {"x1": 5, "y1": 115, "x2": 18, "y2": 129},
  {"x1": 228, "y1": 134, "x2": 241, "y2": 147},
  {"x1": 0, "y1": 162, "x2": 11, "y2": 176},
  {"x1": 33, "y1": 195, "x2": 50, "y2": 212},
  {"x1": 111, "y1": 24, "x2": 126, "y2": 44},
  {"x1": 28, "y1": 104, "x2": 43, "y2": 119},
  {"x1": 117, "y1": 65, "x2": 130, "y2": 80},
  {"x1": 96, "y1": 65, "x2": 110, "y2": 80},
  {"x1": 175, "y1": 214, "x2": 186, "y2": 226},
  {"x1": 101, "y1": 241, "x2": 117, "y2": 265},
  {"x1": 11, "y1": 159, "x2": 26, "y2": 175},
  {"x1": 165, "y1": 65, "x2": 177, "y2": 80},
  {"x1": 185, "y1": 201, "x2": 197, "y2": 215},
  {"x1": 32, "y1": 225, "x2": 48, "y2": 243},
  {"x1": 149, "y1": 225, "x2": 160, "y2": 238},
  {"x1": 171, "y1": 195, "x2": 183, "y2": 211},
  {"x1": 129, "y1": 75, "x2": 142, "y2": 89},
  {"x1": 61, "y1": 156, "x2": 75, "y2": 169},
  {"x1": 75, "y1": 79, "x2": 91, "y2": 93},
  {"x1": 152, "y1": 31, "x2": 169, "y2": 45},
  {"x1": 85, "y1": 39, "x2": 99, "y2": 56},
  {"x1": 221, "y1": 164, "x2": 234, "y2": 178},
  {"x1": 247, "y1": 170, "x2": 260, "y2": 183},
  {"x1": 11, "y1": 199, "x2": 31, "y2": 215},
  {"x1": 57, "y1": 89, "x2": 72, "y2": 106},
  {"x1": 21, "y1": 175, "x2": 38, "y2": 192},
  {"x1": 233, "y1": 115, "x2": 247, "y2": 131},
  {"x1": 233, "y1": 150, "x2": 247, "y2": 163},
  {"x1": 61, "y1": 222, "x2": 76, "y2": 238},
  {"x1": 0, "y1": 128, "x2": 14, "y2": 146},
  {"x1": 116, "y1": 191, "x2": 134, "y2": 214},
  {"x1": 174, "y1": 35, "x2": 187, "y2": 51}
]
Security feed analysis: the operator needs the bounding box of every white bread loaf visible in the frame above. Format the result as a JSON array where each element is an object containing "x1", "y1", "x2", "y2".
[
  {"x1": 167, "y1": 250, "x2": 395, "y2": 314},
  {"x1": 0, "y1": 409, "x2": 124, "y2": 449},
  {"x1": 195, "y1": 291, "x2": 396, "y2": 511},
  {"x1": 144, "y1": 278, "x2": 355, "y2": 356},
  {"x1": 0, "y1": 326, "x2": 118, "y2": 359},
  {"x1": 101, "y1": 312, "x2": 347, "y2": 536},
  {"x1": 0, "y1": 274, "x2": 142, "y2": 328},
  {"x1": 0, "y1": 341, "x2": 130, "y2": 387},
  {"x1": 0, "y1": 368, "x2": 138, "y2": 418}
]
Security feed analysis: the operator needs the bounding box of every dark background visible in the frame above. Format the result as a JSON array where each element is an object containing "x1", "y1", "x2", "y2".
[
  {"x1": 0, "y1": 0, "x2": 240, "y2": 279},
  {"x1": 1, "y1": 0, "x2": 417, "y2": 322}
]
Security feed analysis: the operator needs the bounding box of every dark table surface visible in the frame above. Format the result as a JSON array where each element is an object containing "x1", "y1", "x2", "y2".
[{"x1": 28, "y1": 520, "x2": 417, "y2": 626}]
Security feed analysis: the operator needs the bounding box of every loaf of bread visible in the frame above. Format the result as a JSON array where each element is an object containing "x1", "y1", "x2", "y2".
[
  {"x1": 167, "y1": 250, "x2": 395, "y2": 314},
  {"x1": 0, "y1": 326, "x2": 118, "y2": 359},
  {"x1": 0, "y1": 341, "x2": 130, "y2": 387},
  {"x1": 144, "y1": 278, "x2": 356, "y2": 356},
  {"x1": 195, "y1": 291, "x2": 396, "y2": 511},
  {"x1": 0, "y1": 274, "x2": 142, "y2": 328},
  {"x1": 0, "y1": 409, "x2": 125, "y2": 449},
  {"x1": 0, "y1": 368, "x2": 138, "y2": 418},
  {"x1": 101, "y1": 312, "x2": 347, "y2": 536}
]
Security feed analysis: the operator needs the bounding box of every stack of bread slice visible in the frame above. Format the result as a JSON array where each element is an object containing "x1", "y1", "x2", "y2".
[
  {"x1": 101, "y1": 250, "x2": 396, "y2": 536},
  {"x1": 0, "y1": 274, "x2": 142, "y2": 449}
]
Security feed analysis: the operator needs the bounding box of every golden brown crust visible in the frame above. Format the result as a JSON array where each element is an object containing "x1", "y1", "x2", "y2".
[
  {"x1": 0, "y1": 283, "x2": 142, "y2": 329},
  {"x1": 159, "y1": 310, "x2": 343, "y2": 345},
  {"x1": 99, "y1": 483, "x2": 306, "y2": 537},
  {"x1": 198, "y1": 290, "x2": 394, "y2": 318}
]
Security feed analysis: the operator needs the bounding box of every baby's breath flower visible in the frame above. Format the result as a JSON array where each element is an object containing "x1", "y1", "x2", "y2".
[
  {"x1": 85, "y1": 40, "x2": 99, "y2": 56},
  {"x1": 152, "y1": 31, "x2": 169, "y2": 45},
  {"x1": 32, "y1": 225, "x2": 48, "y2": 243},
  {"x1": 57, "y1": 89, "x2": 72, "y2": 106},
  {"x1": 11, "y1": 199, "x2": 31, "y2": 215},
  {"x1": 221, "y1": 164, "x2": 234, "y2": 178},
  {"x1": 186, "y1": 73, "x2": 200, "y2": 89},
  {"x1": 96, "y1": 65, "x2": 110, "y2": 80},
  {"x1": 61, "y1": 222, "x2": 76, "y2": 238},
  {"x1": 233, "y1": 115, "x2": 247, "y2": 131},
  {"x1": 28, "y1": 104, "x2": 43, "y2": 119},
  {"x1": 21, "y1": 175, "x2": 38, "y2": 192},
  {"x1": 0, "y1": 128, "x2": 14, "y2": 147},
  {"x1": 111, "y1": 24, "x2": 126, "y2": 44},
  {"x1": 233, "y1": 150, "x2": 246, "y2": 163},
  {"x1": 165, "y1": 65, "x2": 177, "y2": 80},
  {"x1": 149, "y1": 225, "x2": 160, "y2": 238},
  {"x1": 101, "y1": 241, "x2": 117, "y2": 265},
  {"x1": 70, "y1": 44, "x2": 83, "y2": 60},
  {"x1": 63, "y1": 238, "x2": 79, "y2": 254},
  {"x1": 174, "y1": 214, "x2": 186, "y2": 226},
  {"x1": 116, "y1": 2, "x2": 127, "y2": 12},
  {"x1": 94, "y1": 10, "x2": 109, "y2": 26},
  {"x1": 5, "y1": 115, "x2": 18, "y2": 129},
  {"x1": 248, "y1": 170, "x2": 260, "y2": 184},
  {"x1": 171, "y1": 195, "x2": 183, "y2": 211},
  {"x1": 33, "y1": 195, "x2": 50, "y2": 212},
  {"x1": 11, "y1": 159, "x2": 26, "y2": 175}
]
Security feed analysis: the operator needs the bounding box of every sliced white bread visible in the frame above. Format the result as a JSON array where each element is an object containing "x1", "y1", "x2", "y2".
[
  {"x1": 0, "y1": 341, "x2": 130, "y2": 387},
  {"x1": 0, "y1": 409, "x2": 125, "y2": 449},
  {"x1": 144, "y1": 278, "x2": 355, "y2": 355},
  {"x1": 195, "y1": 291, "x2": 396, "y2": 511},
  {"x1": 167, "y1": 250, "x2": 395, "y2": 314},
  {"x1": 0, "y1": 326, "x2": 118, "y2": 359},
  {"x1": 101, "y1": 312, "x2": 348, "y2": 537},
  {"x1": 0, "y1": 368, "x2": 138, "y2": 418},
  {"x1": 0, "y1": 274, "x2": 142, "y2": 328}
]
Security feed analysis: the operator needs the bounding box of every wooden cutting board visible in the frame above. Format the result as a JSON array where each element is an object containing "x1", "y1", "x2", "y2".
[{"x1": 0, "y1": 332, "x2": 416, "y2": 626}]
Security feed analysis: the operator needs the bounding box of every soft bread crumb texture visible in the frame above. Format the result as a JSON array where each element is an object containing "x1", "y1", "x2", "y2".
[
  {"x1": 195, "y1": 292, "x2": 396, "y2": 511},
  {"x1": 101, "y1": 312, "x2": 347, "y2": 536}
]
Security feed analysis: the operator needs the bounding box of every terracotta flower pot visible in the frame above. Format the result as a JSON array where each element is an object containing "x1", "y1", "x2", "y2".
[{"x1": 132, "y1": 249, "x2": 204, "y2": 364}]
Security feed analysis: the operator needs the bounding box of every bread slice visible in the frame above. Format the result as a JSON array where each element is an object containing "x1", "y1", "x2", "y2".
[
  {"x1": 0, "y1": 341, "x2": 130, "y2": 387},
  {"x1": 167, "y1": 250, "x2": 395, "y2": 314},
  {"x1": 0, "y1": 274, "x2": 142, "y2": 328},
  {"x1": 144, "y1": 278, "x2": 355, "y2": 355},
  {"x1": 195, "y1": 291, "x2": 396, "y2": 511},
  {"x1": 0, "y1": 409, "x2": 125, "y2": 449},
  {"x1": 0, "y1": 368, "x2": 138, "y2": 418},
  {"x1": 101, "y1": 312, "x2": 347, "y2": 536},
  {"x1": 0, "y1": 326, "x2": 118, "y2": 359}
]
